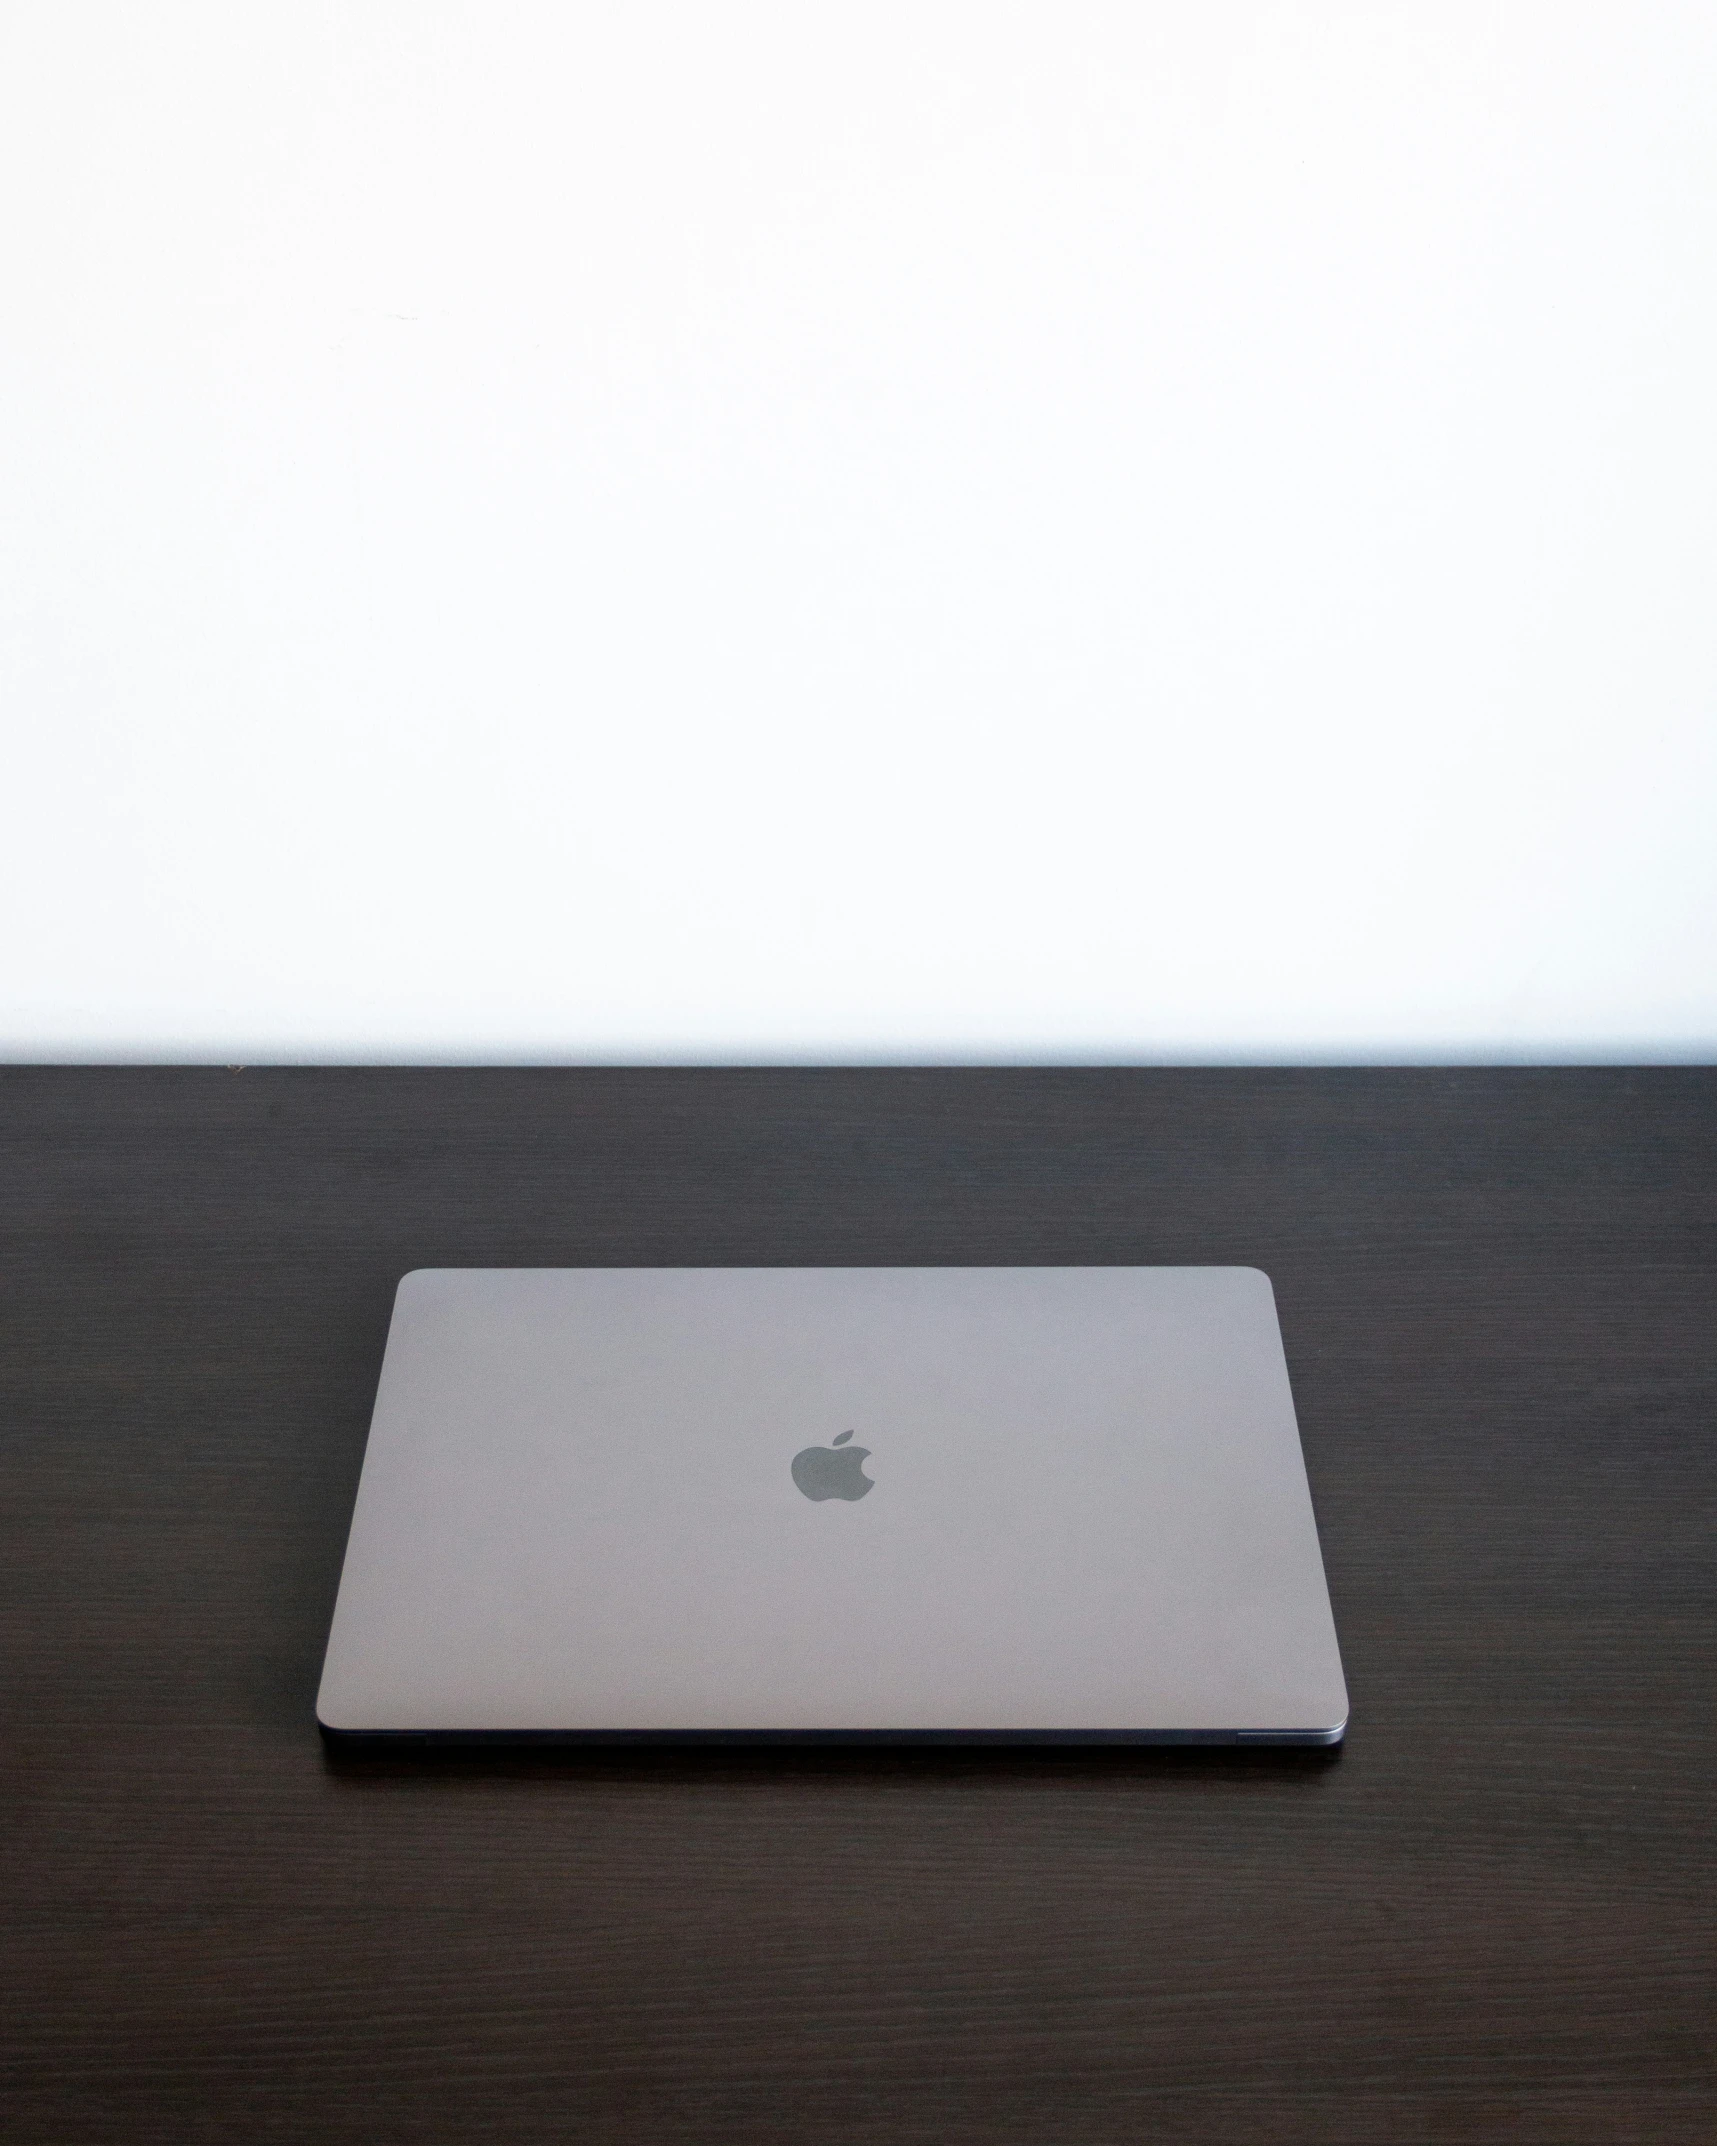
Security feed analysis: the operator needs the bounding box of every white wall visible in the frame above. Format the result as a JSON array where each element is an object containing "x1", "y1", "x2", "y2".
[{"x1": 4, "y1": 1, "x2": 1713, "y2": 1061}]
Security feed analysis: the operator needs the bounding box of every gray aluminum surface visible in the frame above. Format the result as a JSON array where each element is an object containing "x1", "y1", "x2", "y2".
[{"x1": 317, "y1": 1268, "x2": 1348, "y2": 1742}]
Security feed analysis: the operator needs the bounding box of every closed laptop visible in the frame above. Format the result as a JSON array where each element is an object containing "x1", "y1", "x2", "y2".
[{"x1": 317, "y1": 1266, "x2": 1348, "y2": 1744}]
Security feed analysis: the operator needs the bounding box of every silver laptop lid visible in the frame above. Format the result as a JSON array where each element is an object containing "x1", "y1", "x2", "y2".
[{"x1": 317, "y1": 1267, "x2": 1347, "y2": 1743}]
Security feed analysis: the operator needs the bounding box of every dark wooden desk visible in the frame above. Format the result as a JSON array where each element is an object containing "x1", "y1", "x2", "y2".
[{"x1": 3, "y1": 1068, "x2": 1713, "y2": 2143}]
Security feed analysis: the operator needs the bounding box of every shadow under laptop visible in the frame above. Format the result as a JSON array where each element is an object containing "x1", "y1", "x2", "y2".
[{"x1": 318, "y1": 1732, "x2": 1345, "y2": 1789}]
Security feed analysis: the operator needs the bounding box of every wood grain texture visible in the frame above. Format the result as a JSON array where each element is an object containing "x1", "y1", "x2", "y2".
[{"x1": 1, "y1": 1067, "x2": 1713, "y2": 2143}]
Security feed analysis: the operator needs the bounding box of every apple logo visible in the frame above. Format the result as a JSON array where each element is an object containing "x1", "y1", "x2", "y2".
[{"x1": 791, "y1": 1428, "x2": 874, "y2": 1502}]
